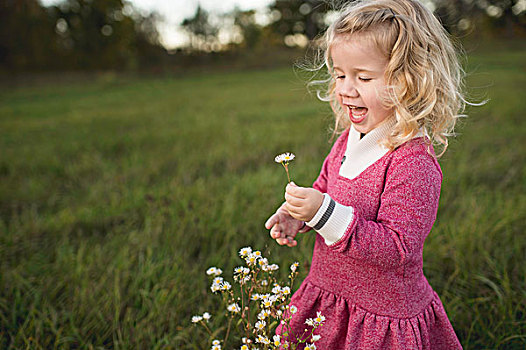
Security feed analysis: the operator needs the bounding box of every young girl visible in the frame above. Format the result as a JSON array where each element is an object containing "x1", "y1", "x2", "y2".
[{"x1": 265, "y1": 0, "x2": 464, "y2": 348}]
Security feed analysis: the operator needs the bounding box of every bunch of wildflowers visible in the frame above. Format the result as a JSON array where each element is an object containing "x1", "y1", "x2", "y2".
[{"x1": 191, "y1": 247, "x2": 325, "y2": 349}]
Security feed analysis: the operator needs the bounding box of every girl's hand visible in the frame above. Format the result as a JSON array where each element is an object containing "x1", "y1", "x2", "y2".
[
  {"x1": 285, "y1": 182, "x2": 324, "y2": 222},
  {"x1": 265, "y1": 204, "x2": 304, "y2": 247}
]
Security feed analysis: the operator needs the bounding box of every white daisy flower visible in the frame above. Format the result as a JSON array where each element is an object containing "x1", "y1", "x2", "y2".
[
  {"x1": 227, "y1": 303, "x2": 241, "y2": 313},
  {"x1": 212, "y1": 339, "x2": 220, "y2": 345},
  {"x1": 202, "y1": 312, "x2": 211, "y2": 321},
  {"x1": 239, "y1": 247, "x2": 252, "y2": 257},
  {"x1": 258, "y1": 257, "x2": 269, "y2": 268},
  {"x1": 312, "y1": 334, "x2": 321, "y2": 342},
  {"x1": 272, "y1": 285, "x2": 282, "y2": 294},
  {"x1": 206, "y1": 267, "x2": 222, "y2": 276},
  {"x1": 283, "y1": 153, "x2": 295, "y2": 162},
  {"x1": 275, "y1": 153, "x2": 295, "y2": 183},
  {"x1": 191, "y1": 315, "x2": 203, "y2": 323},
  {"x1": 251, "y1": 294, "x2": 260, "y2": 301},
  {"x1": 273, "y1": 335, "x2": 281, "y2": 346},
  {"x1": 290, "y1": 262, "x2": 299, "y2": 272},
  {"x1": 305, "y1": 312, "x2": 325, "y2": 327},
  {"x1": 234, "y1": 266, "x2": 244, "y2": 274},
  {"x1": 282, "y1": 286, "x2": 291, "y2": 295},
  {"x1": 261, "y1": 298, "x2": 273, "y2": 309},
  {"x1": 240, "y1": 346, "x2": 249, "y2": 350},
  {"x1": 210, "y1": 277, "x2": 223, "y2": 293},
  {"x1": 274, "y1": 152, "x2": 295, "y2": 164},
  {"x1": 289, "y1": 305, "x2": 298, "y2": 314},
  {"x1": 256, "y1": 335, "x2": 270, "y2": 344},
  {"x1": 305, "y1": 344, "x2": 316, "y2": 350},
  {"x1": 242, "y1": 337, "x2": 252, "y2": 344},
  {"x1": 220, "y1": 281, "x2": 231, "y2": 291},
  {"x1": 254, "y1": 320, "x2": 266, "y2": 332},
  {"x1": 314, "y1": 311, "x2": 326, "y2": 324},
  {"x1": 258, "y1": 309, "x2": 270, "y2": 320},
  {"x1": 261, "y1": 279, "x2": 268, "y2": 286},
  {"x1": 253, "y1": 250, "x2": 262, "y2": 258},
  {"x1": 245, "y1": 253, "x2": 258, "y2": 266}
]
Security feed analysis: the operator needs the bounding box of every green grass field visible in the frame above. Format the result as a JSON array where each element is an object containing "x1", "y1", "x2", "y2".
[{"x1": 1, "y1": 41, "x2": 525, "y2": 349}]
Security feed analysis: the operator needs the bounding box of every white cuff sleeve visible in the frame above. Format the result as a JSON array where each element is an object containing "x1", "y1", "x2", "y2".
[{"x1": 306, "y1": 193, "x2": 354, "y2": 246}]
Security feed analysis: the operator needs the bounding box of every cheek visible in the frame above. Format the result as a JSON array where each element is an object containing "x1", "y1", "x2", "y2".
[
  {"x1": 374, "y1": 81, "x2": 390, "y2": 105},
  {"x1": 334, "y1": 83, "x2": 341, "y2": 99},
  {"x1": 335, "y1": 90, "x2": 344, "y2": 106},
  {"x1": 369, "y1": 86, "x2": 388, "y2": 110}
]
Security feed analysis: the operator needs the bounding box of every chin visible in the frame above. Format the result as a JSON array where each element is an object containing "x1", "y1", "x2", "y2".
[{"x1": 353, "y1": 124, "x2": 371, "y2": 134}]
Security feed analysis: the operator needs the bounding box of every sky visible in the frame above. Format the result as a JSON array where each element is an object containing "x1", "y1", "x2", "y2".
[{"x1": 40, "y1": 0, "x2": 275, "y2": 48}]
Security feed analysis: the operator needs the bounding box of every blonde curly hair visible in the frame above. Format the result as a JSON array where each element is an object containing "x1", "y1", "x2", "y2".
[{"x1": 309, "y1": 0, "x2": 467, "y2": 155}]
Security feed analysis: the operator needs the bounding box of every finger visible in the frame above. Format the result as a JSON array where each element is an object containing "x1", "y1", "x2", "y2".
[
  {"x1": 285, "y1": 236, "x2": 297, "y2": 247},
  {"x1": 265, "y1": 215, "x2": 279, "y2": 229},
  {"x1": 285, "y1": 202, "x2": 303, "y2": 215},
  {"x1": 286, "y1": 240, "x2": 297, "y2": 247},
  {"x1": 276, "y1": 237, "x2": 289, "y2": 245},
  {"x1": 286, "y1": 211, "x2": 303, "y2": 222},
  {"x1": 276, "y1": 205, "x2": 289, "y2": 215},
  {"x1": 270, "y1": 226, "x2": 282, "y2": 239},
  {"x1": 285, "y1": 193, "x2": 304, "y2": 206},
  {"x1": 286, "y1": 183, "x2": 307, "y2": 198}
]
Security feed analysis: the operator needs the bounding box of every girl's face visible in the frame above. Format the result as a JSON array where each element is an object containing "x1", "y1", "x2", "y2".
[{"x1": 331, "y1": 34, "x2": 393, "y2": 134}]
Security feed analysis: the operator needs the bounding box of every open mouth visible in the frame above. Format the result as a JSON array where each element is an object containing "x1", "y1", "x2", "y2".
[{"x1": 348, "y1": 105, "x2": 368, "y2": 123}]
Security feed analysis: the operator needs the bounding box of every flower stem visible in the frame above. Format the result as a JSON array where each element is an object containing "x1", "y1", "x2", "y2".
[
  {"x1": 223, "y1": 316, "x2": 232, "y2": 346},
  {"x1": 200, "y1": 320, "x2": 213, "y2": 336},
  {"x1": 283, "y1": 163, "x2": 291, "y2": 183}
]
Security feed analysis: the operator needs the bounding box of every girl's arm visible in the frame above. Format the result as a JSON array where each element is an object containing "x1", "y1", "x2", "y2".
[
  {"x1": 265, "y1": 132, "x2": 344, "y2": 246},
  {"x1": 285, "y1": 150, "x2": 442, "y2": 268}
]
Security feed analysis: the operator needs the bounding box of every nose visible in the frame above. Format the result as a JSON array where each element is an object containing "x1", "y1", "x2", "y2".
[{"x1": 338, "y1": 80, "x2": 359, "y2": 99}]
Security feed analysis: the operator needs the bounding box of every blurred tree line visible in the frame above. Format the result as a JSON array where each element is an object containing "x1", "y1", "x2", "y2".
[
  {"x1": 181, "y1": 0, "x2": 525, "y2": 52},
  {"x1": 1, "y1": 0, "x2": 524, "y2": 72},
  {"x1": 0, "y1": 0, "x2": 165, "y2": 71}
]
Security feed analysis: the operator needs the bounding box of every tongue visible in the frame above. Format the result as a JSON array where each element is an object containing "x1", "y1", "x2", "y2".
[{"x1": 352, "y1": 107, "x2": 368, "y2": 116}]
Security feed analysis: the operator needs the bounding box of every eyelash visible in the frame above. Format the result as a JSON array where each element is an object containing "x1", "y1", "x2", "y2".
[{"x1": 335, "y1": 75, "x2": 372, "y2": 82}]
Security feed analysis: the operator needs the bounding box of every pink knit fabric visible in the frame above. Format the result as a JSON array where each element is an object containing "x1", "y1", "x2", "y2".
[{"x1": 278, "y1": 129, "x2": 462, "y2": 349}]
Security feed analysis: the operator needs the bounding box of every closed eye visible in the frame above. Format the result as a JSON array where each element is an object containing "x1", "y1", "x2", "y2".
[
  {"x1": 359, "y1": 77, "x2": 372, "y2": 82},
  {"x1": 336, "y1": 75, "x2": 345, "y2": 80}
]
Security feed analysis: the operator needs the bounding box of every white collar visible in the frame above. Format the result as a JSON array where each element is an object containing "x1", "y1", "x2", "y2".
[{"x1": 339, "y1": 119, "x2": 425, "y2": 180}]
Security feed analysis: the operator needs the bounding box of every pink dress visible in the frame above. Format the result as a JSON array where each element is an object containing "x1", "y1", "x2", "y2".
[{"x1": 278, "y1": 126, "x2": 462, "y2": 349}]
